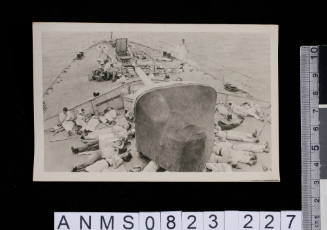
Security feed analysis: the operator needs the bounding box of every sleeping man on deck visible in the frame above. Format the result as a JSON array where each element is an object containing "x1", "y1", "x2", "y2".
[
  {"x1": 71, "y1": 123, "x2": 134, "y2": 172},
  {"x1": 227, "y1": 101, "x2": 264, "y2": 121},
  {"x1": 58, "y1": 107, "x2": 76, "y2": 136}
]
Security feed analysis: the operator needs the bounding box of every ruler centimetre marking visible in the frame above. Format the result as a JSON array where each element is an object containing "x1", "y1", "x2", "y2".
[{"x1": 300, "y1": 46, "x2": 321, "y2": 230}]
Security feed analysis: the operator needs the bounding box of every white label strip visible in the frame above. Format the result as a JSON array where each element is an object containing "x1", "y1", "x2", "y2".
[{"x1": 54, "y1": 211, "x2": 302, "y2": 230}]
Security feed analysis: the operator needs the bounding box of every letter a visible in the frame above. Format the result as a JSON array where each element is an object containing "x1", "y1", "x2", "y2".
[{"x1": 57, "y1": 215, "x2": 70, "y2": 229}]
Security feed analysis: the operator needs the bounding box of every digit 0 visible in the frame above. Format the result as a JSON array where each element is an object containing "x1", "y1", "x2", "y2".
[{"x1": 145, "y1": 216, "x2": 155, "y2": 230}]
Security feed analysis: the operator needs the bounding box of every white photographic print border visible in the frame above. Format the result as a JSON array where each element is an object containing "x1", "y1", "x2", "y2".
[{"x1": 33, "y1": 23, "x2": 279, "y2": 181}]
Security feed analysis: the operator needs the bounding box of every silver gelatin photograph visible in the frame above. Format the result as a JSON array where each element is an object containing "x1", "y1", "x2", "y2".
[{"x1": 33, "y1": 23, "x2": 279, "y2": 181}]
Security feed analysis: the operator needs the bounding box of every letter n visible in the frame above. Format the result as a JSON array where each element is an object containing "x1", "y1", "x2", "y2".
[{"x1": 80, "y1": 215, "x2": 92, "y2": 229}]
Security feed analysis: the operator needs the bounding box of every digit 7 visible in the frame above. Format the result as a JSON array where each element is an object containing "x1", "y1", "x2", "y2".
[{"x1": 286, "y1": 215, "x2": 295, "y2": 229}]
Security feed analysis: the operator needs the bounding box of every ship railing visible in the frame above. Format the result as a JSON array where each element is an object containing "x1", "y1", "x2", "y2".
[{"x1": 43, "y1": 78, "x2": 143, "y2": 130}]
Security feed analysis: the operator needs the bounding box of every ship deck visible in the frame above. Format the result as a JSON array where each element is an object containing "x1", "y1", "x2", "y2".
[
  {"x1": 43, "y1": 40, "x2": 271, "y2": 173},
  {"x1": 44, "y1": 114, "x2": 271, "y2": 172}
]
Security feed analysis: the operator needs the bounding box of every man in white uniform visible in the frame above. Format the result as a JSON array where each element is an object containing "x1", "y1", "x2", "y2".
[
  {"x1": 210, "y1": 141, "x2": 257, "y2": 167},
  {"x1": 58, "y1": 107, "x2": 76, "y2": 135},
  {"x1": 227, "y1": 101, "x2": 264, "y2": 121},
  {"x1": 214, "y1": 126, "x2": 259, "y2": 143},
  {"x1": 99, "y1": 107, "x2": 117, "y2": 124},
  {"x1": 72, "y1": 132, "x2": 126, "y2": 172}
]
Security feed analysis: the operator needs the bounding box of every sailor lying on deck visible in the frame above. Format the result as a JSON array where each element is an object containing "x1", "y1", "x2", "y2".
[
  {"x1": 99, "y1": 107, "x2": 117, "y2": 124},
  {"x1": 58, "y1": 107, "x2": 76, "y2": 136},
  {"x1": 205, "y1": 163, "x2": 233, "y2": 172},
  {"x1": 73, "y1": 109, "x2": 98, "y2": 133},
  {"x1": 216, "y1": 103, "x2": 231, "y2": 117},
  {"x1": 75, "y1": 108, "x2": 118, "y2": 134},
  {"x1": 83, "y1": 112, "x2": 101, "y2": 132},
  {"x1": 71, "y1": 118, "x2": 135, "y2": 172},
  {"x1": 227, "y1": 100, "x2": 264, "y2": 121},
  {"x1": 231, "y1": 141, "x2": 269, "y2": 153},
  {"x1": 73, "y1": 148, "x2": 133, "y2": 172},
  {"x1": 209, "y1": 141, "x2": 258, "y2": 167},
  {"x1": 213, "y1": 140, "x2": 269, "y2": 154},
  {"x1": 71, "y1": 135, "x2": 128, "y2": 155},
  {"x1": 72, "y1": 147, "x2": 123, "y2": 172},
  {"x1": 73, "y1": 120, "x2": 134, "y2": 152},
  {"x1": 75, "y1": 108, "x2": 87, "y2": 129},
  {"x1": 214, "y1": 125, "x2": 259, "y2": 143},
  {"x1": 215, "y1": 103, "x2": 244, "y2": 130},
  {"x1": 71, "y1": 134, "x2": 132, "y2": 172},
  {"x1": 80, "y1": 121, "x2": 132, "y2": 140}
]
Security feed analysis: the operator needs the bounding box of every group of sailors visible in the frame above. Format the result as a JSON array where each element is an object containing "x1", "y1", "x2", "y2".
[
  {"x1": 52, "y1": 105, "x2": 136, "y2": 172},
  {"x1": 90, "y1": 46, "x2": 124, "y2": 82},
  {"x1": 56, "y1": 106, "x2": 119, "y2": 136},
  {"x1": 53, "y1": 95, "x2": 269, "y2": 172},
  {"x1": 91, "y1": 62, "x2": 123, "y2": 82},
  {"x1": 71, "y1": 112, "x2": 136, "y2": 172},
  {"x1": 206, "y1": 100, "x2": 269, "y2": 172}
]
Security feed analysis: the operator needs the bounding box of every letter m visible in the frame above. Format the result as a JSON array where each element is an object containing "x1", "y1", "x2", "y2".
[{"x1": 100, "y1": 215, "x2": 114, "y2": 230}]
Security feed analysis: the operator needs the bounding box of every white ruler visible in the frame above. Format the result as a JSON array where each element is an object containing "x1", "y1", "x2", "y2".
[
  {"x1": 300, "y1": 46, "x2": 321, "y2": 230},
  {"x1": 54, "y1": 211, "x2": 302, "y2": 230}
]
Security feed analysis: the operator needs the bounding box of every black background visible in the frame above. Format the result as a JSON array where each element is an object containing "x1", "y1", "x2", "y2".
[
  {"x1": 320, "y1": 46, "x2": 327, "y2": 179},
  {"x1": 320, "y1": 46, "x2": 327, "y2": 104},
  {"x1": 5, "y1": 3, "x2": 327, "y2": 230}
]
